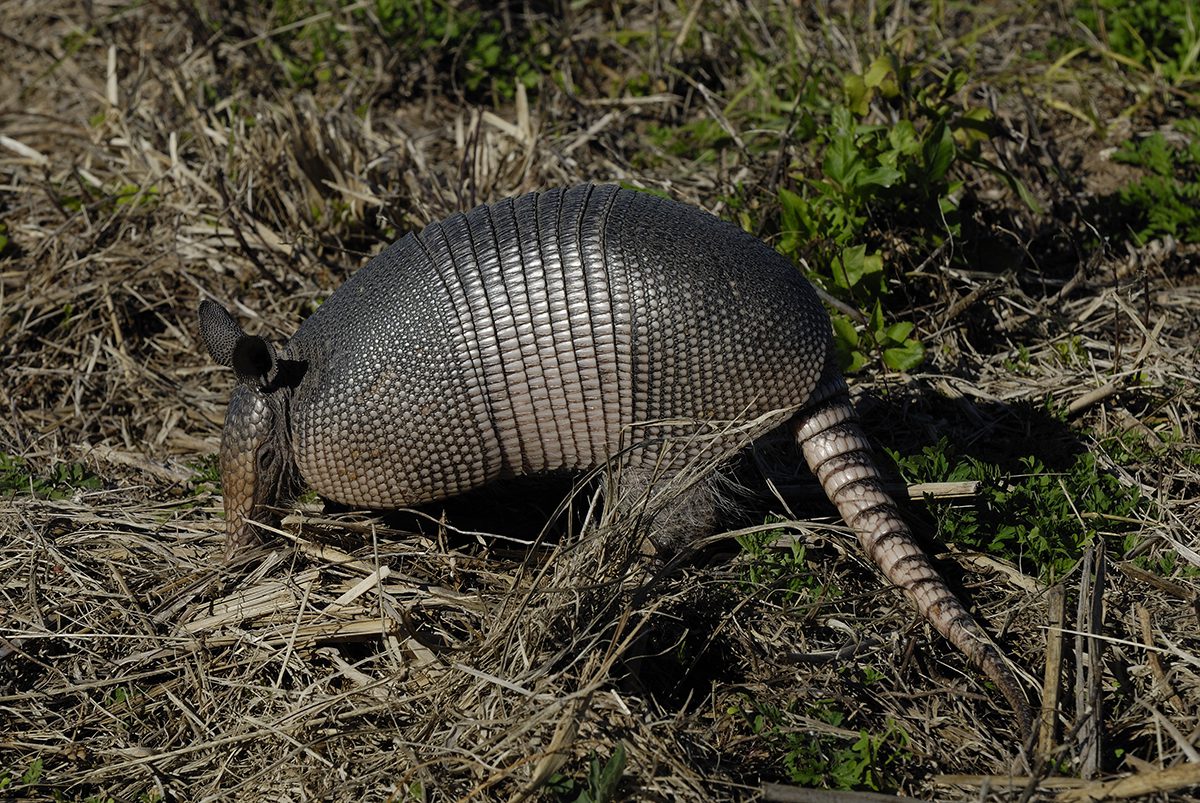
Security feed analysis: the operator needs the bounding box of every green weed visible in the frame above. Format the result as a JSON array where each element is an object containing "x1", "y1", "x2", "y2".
[
  {"x1": 644, "y1": 118, "x2": 733, "y2": 166},
  {"x1": 54, "y1": 175, "x2": 159, "y2": 217},
  {"x1": 767, "y1": 55, "x2": 1030, "y2": 373},
  {"x1": 732, "y1": 696, "x2": 909, "y2": 791},
  {"x1": 1002, "y1": 344, "x2": 1034, "y2": 376},
  {"x1": 373, "y1": 0, "x2": 550, "y2": 98},
  {"x1": 736, "y1": 518, "x2": 836, "y2": 606},
  {"x1": 546, "y1": 744, "x2": 626, "y2": 803},
  {"x1": 0, "y1": 754, "x2": 161, "y2": 802},
  {"x1": 187, "y1": 454, "x2": 221, "y2": 491},
  {"x1": 0, "y1": 453, "x2": 101, "y2": 499},
  {"x1": 1053, "y1": 335, "x2": 1087, "y2": 366},
  {"x1": 1076, "y1": 0, "x2": 1200, "y2": 86},
  {"x1": 1110, "y1": 119, "x2": 1200, "y2": 243},
  {"x1": 255, "y1": 0, "x2": 551, "y2": 100},
  {"x1": 0, "y1": 757, "x2": 43, "y2": 790},
  {"x1": 892, "y1": 438, "x2": 1146, "y2": 580}
]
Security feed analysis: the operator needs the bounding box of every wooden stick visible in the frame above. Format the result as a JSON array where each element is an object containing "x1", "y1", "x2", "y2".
[
  {"x1": 1056, "y1": 762, "x2": 1200, "y2": 802},
  {"x1": 761, "y1": 783, "x2": 925, "y2": 802},
  {"x1": 935, "y1": 774, "x2": 1085, "y2": 789},
  {"x1": 1136, "y1": 604, "x2": 1186, "y2": 713},
  {"x1": 1074, "y1": 545, "x2": 1107, "y2": 779},
  {"x1": 1066, "y1": 380, "x2": 1122, "y2": 418},
  {"x1": 1039, "y1": 584, "x2": 1066, "y2": 758}
]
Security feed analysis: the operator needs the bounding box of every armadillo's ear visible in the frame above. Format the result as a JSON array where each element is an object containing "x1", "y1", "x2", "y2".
[
  {"x1": 231, "y1": 335, "x2": 277, "y2": 388},
  {"x1": 199, "y1": 299, "x2": 245, "y2": 368}
]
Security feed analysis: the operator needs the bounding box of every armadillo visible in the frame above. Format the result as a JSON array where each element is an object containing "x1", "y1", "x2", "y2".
[{"x1": 199, "y1": 183, "x2": 1031, "y2": 736}]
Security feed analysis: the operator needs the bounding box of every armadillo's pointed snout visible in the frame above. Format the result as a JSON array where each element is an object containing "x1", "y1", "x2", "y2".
[
  {"x1": 219, "y1": 400, "x2": 265, "y2": 559},
  {"x1": 222, "y1": 503, "x2": 259, "y2": 561},
  {"x1": 201, "y1": 299, "x2": 295, "y2": 559},
  {"x1": 218, "y1": 384, "x2": 289, "y2": 560}
]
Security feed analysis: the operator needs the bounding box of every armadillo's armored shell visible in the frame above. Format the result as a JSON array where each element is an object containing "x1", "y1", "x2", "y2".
[{"x1": 282, "y1": 185, "x2": 829, "y2": 508}]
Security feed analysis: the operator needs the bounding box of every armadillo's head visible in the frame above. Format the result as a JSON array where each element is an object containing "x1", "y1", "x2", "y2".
[{"x1": 199, "y1": 300, "x2": 301, "y2": 559}]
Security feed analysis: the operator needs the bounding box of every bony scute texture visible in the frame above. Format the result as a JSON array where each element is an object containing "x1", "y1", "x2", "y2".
[
  {"x1": 199, "y1": 182, "x2": 1032, "y2": 737},
  {"x1": 281, "y1": 184, "x2": 828, "y2": 505}
]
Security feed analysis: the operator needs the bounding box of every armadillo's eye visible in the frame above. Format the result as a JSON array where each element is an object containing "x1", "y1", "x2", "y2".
[{"x1": 256, "y1": 447, "x2": 276, "y2": 473}]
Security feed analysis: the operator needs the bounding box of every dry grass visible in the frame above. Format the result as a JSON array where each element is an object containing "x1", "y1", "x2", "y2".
[{"x1": 1, "y1": 1, "x2": 1198, "y2": 801}]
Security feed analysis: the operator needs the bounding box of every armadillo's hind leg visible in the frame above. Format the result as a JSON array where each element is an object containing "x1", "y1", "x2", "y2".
[{"x1": 793, "y1": 372, "x2": 1034, "y2": 740}]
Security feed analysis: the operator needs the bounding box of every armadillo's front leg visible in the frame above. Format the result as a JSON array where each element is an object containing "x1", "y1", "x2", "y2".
[{"x1": 794, "y1": 371, "x2": 1034, "y2": 740}]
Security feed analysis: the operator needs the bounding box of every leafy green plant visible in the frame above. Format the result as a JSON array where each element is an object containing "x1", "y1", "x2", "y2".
[
  {"x1": 733, "y1": 697, "x2": 909, "y2": 791},
  {"x1": 892, "y1": 438, "x2": 1146, "y2": 580},
  {"x1": 771, "y1": 55, "x2": 1028, "y2": 373},
  {"x1": 0, "y1": 453, "x2": 102, "y2": 499},
  {"x1": 1, "y1": 754, "x2": 162, "y2": 801},
  {"x1": 644, "y1": 118, "x2": 733, "y2": 166},
  {"x1": 829, "y1": 291, "x2": 925, "y2": 373},
  {"x1": 188, "y1": 454, "x2": 221, "y2": 491},
  {"x1": 0, "y1": 757, "x2": 43, "y2": 791},
  {"x1": 736, "y1": 518, "x2": 836, "y2": 605},
  {"x1": 255, "y1": 0, "x2": 551, "y2": 99},
  {"x1": 1076, "y1": 0, "x2": 1200, "y2": 85},
  {"x1": 263, "y1": 0, "x2": 345, "y2": 86},
  {"x1": 1110, "y1": 119, "x2": 1200, "y2": 243},
  {"x1": 546, "y1": 744, "x2": 626, "y2": 803}
]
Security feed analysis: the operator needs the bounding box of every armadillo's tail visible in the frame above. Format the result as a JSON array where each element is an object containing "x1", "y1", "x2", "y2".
[{"x1": 792, "y1": 373, "x2": 1034, "y2": 741}]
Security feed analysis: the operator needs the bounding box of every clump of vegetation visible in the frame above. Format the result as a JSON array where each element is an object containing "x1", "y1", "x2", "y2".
[
  {"x1": 1110, "y1": 119, "x2": 1200, "y2": 244},
  {"x1": 187, "y1": 454, "x2": 221, "y2": 489},
  {"x1": 1076, "y1": 0, "x2": 1200, "y2": 85},
  {"x1": 0, "y1": 452, "x2": 101, "y2": 499},
  {"x1": 731, "y1": 696, "x2": 910, "y2": 792},
  {"x1": 0, "y1": 757, "x2": 159, "y2": 803},
  {"x1": 767, "y1": 55, "x2": 1029, "y2": 373},
  {"x1": 892, "y1": 438, "x2": 1147, "y2": 580},
  {"x1": 547, "y1": 745, "x2": 626, "y2": 803},
  {"x1": 736, "y1": 518, "x2": 837, "y2": 606},
  {"x1": 255, "y1": 0, "x2": 553, "y2": 100}
]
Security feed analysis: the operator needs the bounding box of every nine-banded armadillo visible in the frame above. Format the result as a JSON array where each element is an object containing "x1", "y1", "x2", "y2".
[{"x1": 199, "y1": 183, "x2": 1031, "y2": 736}]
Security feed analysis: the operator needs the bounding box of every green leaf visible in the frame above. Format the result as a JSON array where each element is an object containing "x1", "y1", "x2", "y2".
[
  {"x1": 922, "y1": 120, "x2": 955, "y2": 183},
  {"x1": 838, "y1": 346, "x2": 867, "y2": 374},
  {"x1": 883, "y1": 339, "x2": 925, "y2": 371},
  {"x1": 831, "y1": 245, "x2": 882, "y2": 291},
  {"x1": 778, "y1": 187, "x2": 813, "y2": 252},
  {"x1": 964, "y1": 153, "x2": 1042, "y2": 214},
  {"x1": 831, "y1": 244, "x2": 863, "y2": 289},
  {"x1": 938, "y1": 191, "x2": 959, "y2": 217},
  {"x1": 584, "y1": 744, "x2": 626, "y2": 803},
  {"x1": 831, "y1": 314, "x2": 860, "y2": 349},
  {"x1": 883, "y1": 320, "x2": 914, "y2": 343},
  {"x1": 864, "y1": 55, "x2": 892, "y2": 88},
  {"x1": 887, "y1": 120, "x2": 919, "y2": 156},
  {"x1": 823, "y1": 128, "x2": 862, "y2": 188},
  {"x1": 21, "y1": 758, "x2": 42, "y2": 785},
  {"x1": 831, "y1": 316, "x2": 865, "y2": 373},
  {"x1": 843, "y1": 73, "x2": 870, "y2": 116},
  {"x1": 868, "y1": 299, "x2": 885, "y2": 333},
  {"x1": 857, "y1": 166, "x2": 902, "y2": 188},
  {"x1": 779, "y1": 187, "x2": 804, "y2": 229},
  {"x1": 956, "y1": 106, "x2": 995, "y2": 144}
]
